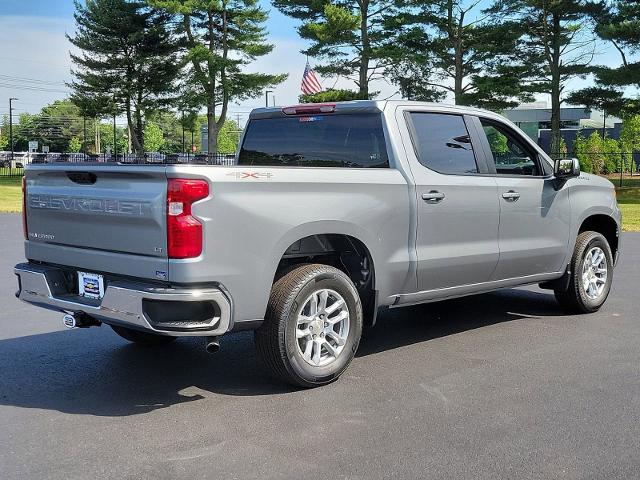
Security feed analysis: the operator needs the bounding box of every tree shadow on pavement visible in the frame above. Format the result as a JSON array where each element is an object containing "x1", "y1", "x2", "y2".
[{"x1": 0, "y1": 288, "x2": 565, "y2": 417}]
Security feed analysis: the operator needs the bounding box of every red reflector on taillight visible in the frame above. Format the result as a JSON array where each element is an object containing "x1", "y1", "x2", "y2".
[
  {"x1": 167, "y1": 178, "x2": 209, "y2": 259},
  {"x1": 22, "y1": 176, "x2": 28, "y2": 240},
  {"x1": 282, "y1": 103, "x2": 336, "y2": 115}
]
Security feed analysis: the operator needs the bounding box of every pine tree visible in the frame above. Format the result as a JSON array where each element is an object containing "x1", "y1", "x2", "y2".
[
  {"x1": 273, "y1": 0, "x2": 393, "y2": 99},
  {"x1": 150, "y1": 0, "x2": 287, "y2": 153},
  {"x1": 487, "y1": 0, "x2": 600, "y2": 157},
  {"x1": 68, "y1": 0, "x2": 180, "y2": 153},
  {"x1": 382, "y1": 0, "x2": 533, "y2": 110},
  {"x1": 590, "y1": 0, "x2": 640, "y2": 117},
  {"x1": 565, "y1": 86, "x2": 626, "y2": 138}
]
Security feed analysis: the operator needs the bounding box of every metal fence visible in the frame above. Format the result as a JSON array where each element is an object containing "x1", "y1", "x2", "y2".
[
  {"x1": 0, "y1": 152, "x2": 236, "y2": 177},
  {"x1": 2, "y1": 150, "x2": 638, "y2": 179}
]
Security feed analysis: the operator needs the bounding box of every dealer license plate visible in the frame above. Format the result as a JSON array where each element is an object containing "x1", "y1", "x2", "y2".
[{"x1": 78, "y1": 271, "x2": 104, "y2": 299}]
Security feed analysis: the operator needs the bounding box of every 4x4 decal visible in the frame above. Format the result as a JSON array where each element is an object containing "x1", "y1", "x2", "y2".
[{"x1": 226, "y1": 172, "x2": 273, "y2": 179}]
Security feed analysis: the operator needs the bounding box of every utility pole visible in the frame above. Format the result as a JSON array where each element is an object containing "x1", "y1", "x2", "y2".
[
  {"x1": 83, "y1": 115, "x2": 87, "y2": 157},
  {"x1": 265, "y1": 90, "x2": 272, "y2": 107},
  {"x1": 181, "y1": 111, "x2": 185, "y2": 153},
  {"x1": 9, "y1": 98, "x2": 17, "y2": 161},
  {"x1": 113, "y1": 112, "x2": 117, "y2": 160}
]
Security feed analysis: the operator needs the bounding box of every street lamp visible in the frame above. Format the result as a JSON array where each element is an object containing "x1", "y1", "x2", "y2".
[
  {"x1": 265, "y1": 90, "x2": 273, "y2": 107},
  {"x1": 9, "y1": 98, "x2": 18, "y2": 161}
]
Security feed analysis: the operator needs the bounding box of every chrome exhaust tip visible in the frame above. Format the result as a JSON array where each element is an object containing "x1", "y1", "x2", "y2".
[
  {"x1": 62, "y1": 313, "x2": 77, "y2": 329},
  {"x1": 205, "y1": 336, "x2": 220, "y2": 354},
  {"x1": 62, "y1": 312, "x2": 101, "y2": 329}
]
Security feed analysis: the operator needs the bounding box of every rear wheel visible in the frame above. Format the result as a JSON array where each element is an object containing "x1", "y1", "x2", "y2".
[
  {"x1": 110, "y1": 325, "x2": 177, "y2": 346},
  {"x1": 255, "y1": 264, "x2": 363, "y2": 388},
  {"x1": 555, "y1": 231, "x2": 613, "y2": 313}
]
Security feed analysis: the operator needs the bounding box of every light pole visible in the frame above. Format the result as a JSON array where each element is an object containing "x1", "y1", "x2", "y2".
[
  {"x1": 113, "y1": 112, "x2": 117, "y2": 160},
  {"x1": 83, "y1": 115, "x2": 87, "y2": 158},
  {"x1": 265, "y1": 90, "x2": 273, "y2": 107},
  {"x1": 9, "y1": 98, "x2": 17, "y2": 161},
  {"x1": 181, "y1": 111, "x2": 185, "y2": 154}
]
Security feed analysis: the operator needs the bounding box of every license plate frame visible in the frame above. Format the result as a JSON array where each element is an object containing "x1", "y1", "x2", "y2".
[{"x1": 78, "y1": 271, "x2": 105, "y2": 300}]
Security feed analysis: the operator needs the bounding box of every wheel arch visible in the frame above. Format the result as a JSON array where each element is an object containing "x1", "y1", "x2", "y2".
[
  {"x1": 578, "y1": 214, "x2": 620, "y2": 262},
  {"x1": 270, "y1": 224, "x2": 380, "y2": 326}
]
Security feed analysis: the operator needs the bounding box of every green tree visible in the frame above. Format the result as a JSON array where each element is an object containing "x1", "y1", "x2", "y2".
[
  {"x1": 68, "y1": 0, "x2": 180, "y2": 153},
  {"x1": 575, "y1": 131, "x2": 622, "y2": 175},
  {"x1": 620, "y1": 115, "x2": 640, "y2": 173},
  {"x1": 274, "y1": 0, "x2": 392, "y2": 99},
  {"x1": 565, "y1": 86, "x2": 626, "y2": 138},
  {"x1": 384, "y1": 0, "x2": 532, "y2": 109},
  {"x1": 151, "y1": 0, "x2": 286, "y2": 153},
  {"x1": 99, "y1": 123, "x2": 128, "y2": 155},
  {"x1": 487, "y1": 0, "x2": 600, "y2": 157},
  {"x1": 143, "y1": 121, "x2": 165, "y2": 152},
  {"x1": 68, "y1": 137, "x2": 82, "y2": 153},
  {"x1": 573, "y1": 132, "x2": 592, "y2": 173},
  {"x1": 217, "y1": 118, "x2": 240, "y2": 154},
  {"x1": 145, "y1": 111, "x2": 183, "y2": 152},
  {"x1": 593, "y1": 0, "x2": 640, "y2": 90},
  {"x1": 0, "y1": 115, "x2": 9, "y2": 150},
  {"x1": 602, "y1": 135, "x2": 621, "y2": 174},
  {"x1": 7, "y1": 101, "x2": 88, "y2": 153},
  {"x1": 299, "y1": 88, "x2": 361, "y2": 103},
  {"x1": 584, "y1": 131, "x2": 606, "y2": 175}
]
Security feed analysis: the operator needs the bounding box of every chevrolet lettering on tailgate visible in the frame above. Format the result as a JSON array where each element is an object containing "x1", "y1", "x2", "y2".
[{"x1": 29, "y1": 194, "x2": 149, "y2": 216}]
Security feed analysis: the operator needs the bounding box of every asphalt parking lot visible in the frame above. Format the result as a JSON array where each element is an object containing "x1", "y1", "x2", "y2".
[{"x1": 0, "y1": 213, "x2": 638, "y2": 480}]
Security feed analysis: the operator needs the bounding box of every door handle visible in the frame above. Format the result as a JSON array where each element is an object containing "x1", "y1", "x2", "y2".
[
  {"x1": 501, "y1": 190, "x2": 520, "y2": 202},
  {"x1": 422, "y1": 191, "x2": 445, "y2": 203}
]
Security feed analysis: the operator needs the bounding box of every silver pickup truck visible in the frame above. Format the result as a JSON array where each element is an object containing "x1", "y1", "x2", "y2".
[{"x1": 15, "y1": 100, "x2": 621, "y2": 387}]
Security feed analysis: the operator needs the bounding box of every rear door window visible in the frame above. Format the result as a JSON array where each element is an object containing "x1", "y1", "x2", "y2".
[
  {"x1": 238, "y1": 113, "x2": 389, "y2": 168},
  {"x1": 408, "y1": 113, "x2": 478, "y2": 175}
]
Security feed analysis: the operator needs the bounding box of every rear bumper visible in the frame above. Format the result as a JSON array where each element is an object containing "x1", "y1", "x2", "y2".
[{"x1": 14, "y1": 262, "x2": 232, "y2": 336}]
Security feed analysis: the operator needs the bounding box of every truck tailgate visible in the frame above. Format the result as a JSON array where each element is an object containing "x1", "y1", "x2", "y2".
[{"x1": 24, "y1": 165, "x2": 168, "y2": 281}]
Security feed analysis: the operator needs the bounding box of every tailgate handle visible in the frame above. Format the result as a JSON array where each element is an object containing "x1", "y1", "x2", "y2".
[{"x1": 67, "y1": 172, "x2": 97, "y2": 185}]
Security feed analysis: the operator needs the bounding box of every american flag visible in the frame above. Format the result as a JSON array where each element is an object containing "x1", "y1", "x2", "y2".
[{"x1": 301, "y1": 61, "x2": 323, "y2": 95}]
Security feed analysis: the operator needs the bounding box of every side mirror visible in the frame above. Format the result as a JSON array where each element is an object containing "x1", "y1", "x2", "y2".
[{"x1": 554, "y1": 157, "x2": 580, "y2": 179}]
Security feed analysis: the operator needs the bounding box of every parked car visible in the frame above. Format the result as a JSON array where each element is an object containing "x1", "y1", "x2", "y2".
[
  {"x1": 0, "y1": 152, "x2": 26, "y2": 168},
  {"x1": 15, "y1": 100, "x2": 621, "y2": 387}
]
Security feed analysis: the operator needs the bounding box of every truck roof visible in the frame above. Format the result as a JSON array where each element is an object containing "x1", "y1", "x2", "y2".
[{"x1": 249, "y1": 100, "x2": 505, "y2": 120}]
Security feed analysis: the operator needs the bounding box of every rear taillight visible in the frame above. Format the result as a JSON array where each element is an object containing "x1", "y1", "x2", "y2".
[
  {"x1": 22, "y1": 176, "x2": 27, "y2": 240},
  {"x1": 167, "y1": 178, "x2": 209, "y2": 259}
]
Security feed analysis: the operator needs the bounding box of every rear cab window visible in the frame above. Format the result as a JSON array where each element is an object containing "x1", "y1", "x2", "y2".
[{"x1": 238, "y1": 113, "x2": 389, "y2": 168}]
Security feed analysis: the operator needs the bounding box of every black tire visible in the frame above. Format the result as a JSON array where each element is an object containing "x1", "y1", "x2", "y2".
[
  {"x1": 554, "y1": 231, "x2": 614, "y2": 313},
  {"x1": 110, "y1": 325, "x2": 177, "y2": 346},
  {"x1": 255, "y1": 264, "x2": 363, "y2": 388}
]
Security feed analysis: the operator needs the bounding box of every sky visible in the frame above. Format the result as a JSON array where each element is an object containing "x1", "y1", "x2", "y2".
[{"x1": 0, "y1": 0, "x2": 626, "y2": 126}]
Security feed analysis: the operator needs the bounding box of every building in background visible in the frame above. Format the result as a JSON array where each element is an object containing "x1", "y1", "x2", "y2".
[
  {"x1": 503, "y1": 103, "x2": 590, "y2": 143},
  {"x1": 503, "y1": 102, "x2": 624, "y2": 155}
]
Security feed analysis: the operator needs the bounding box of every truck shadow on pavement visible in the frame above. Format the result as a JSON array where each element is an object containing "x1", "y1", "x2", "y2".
[{"x1": 0, "y1": 288, "x2": 565, "y2": 417}]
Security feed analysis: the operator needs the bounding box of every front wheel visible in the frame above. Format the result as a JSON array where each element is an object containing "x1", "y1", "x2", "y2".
[
  {"x1": 555, "y1": 231, "x2": 614, "y2": 313},
  {"x1": 255, "y1": 264, "x2": 363, "y2": 388}
]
